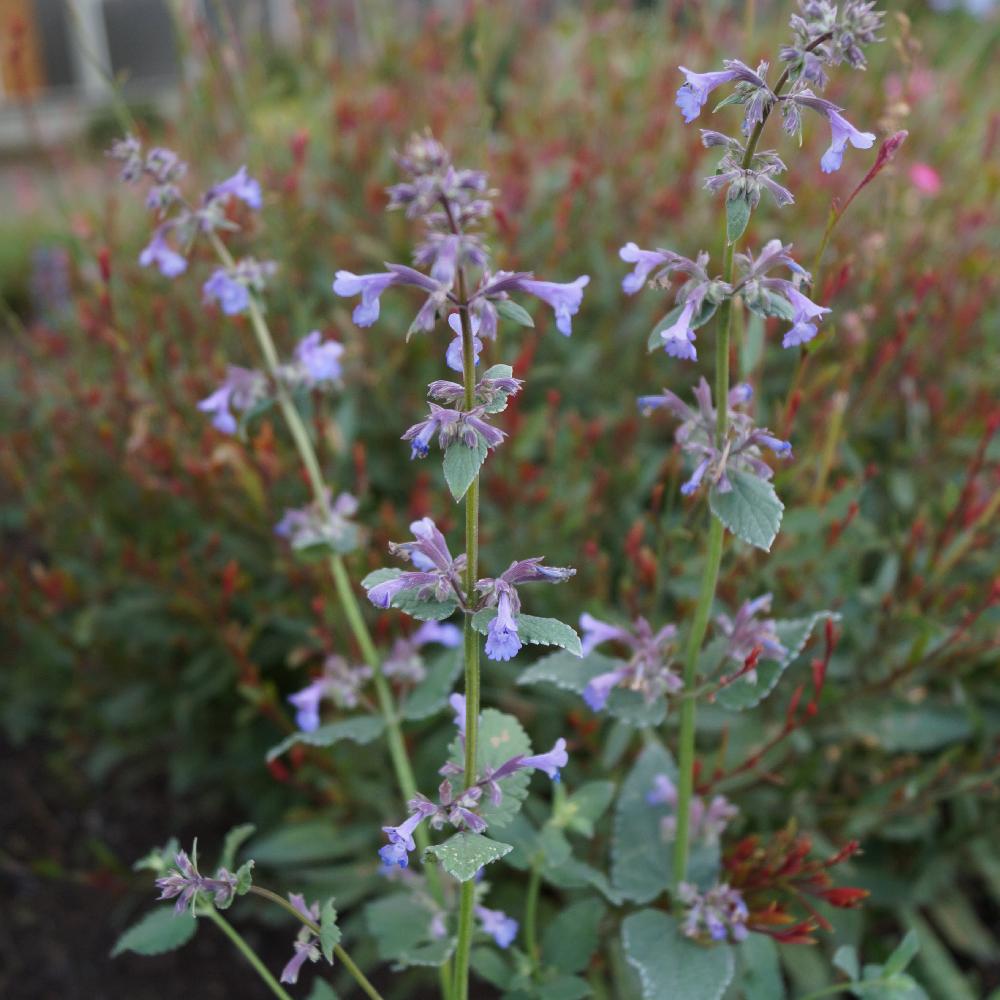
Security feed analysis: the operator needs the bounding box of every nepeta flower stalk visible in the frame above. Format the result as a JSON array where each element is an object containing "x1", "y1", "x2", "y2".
[{"x1": 618, "y1": 2, "x2": 884, "y2": 899}]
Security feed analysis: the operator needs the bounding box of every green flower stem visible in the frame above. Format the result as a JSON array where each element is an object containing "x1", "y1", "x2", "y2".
[
  {"x1": 200, "y1": 906, "x2": 295, "y2": 1000},
  {"x1": 247, "y1": 887, "x2": 386, "y2": 1000},
  {"x1": 524, "y1": 859, "x2": 543, "y2": 972},
  {"x1": 206, "y1": 236, "x2": 443, "y2": 902},
  {"x1": 670, "y1": 34, "x2": 832, "y2": 886},
  {"x1": 452, "y1": 265, "x2": 482, "y2": 1000}
]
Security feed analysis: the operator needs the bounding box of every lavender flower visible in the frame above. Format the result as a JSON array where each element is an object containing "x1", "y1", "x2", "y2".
[
  {"x1": 402, "y1": 402, "x2": 505, "y2": 460},
  {"x1": 675, "y1": 60, "x2": 770, "y2": 124},
  {"x1": 332, "y1": 270, "x2": 401, "y2": 326},
  {"x1": 203, "y1": 258, "x2": 277, "y2": 315},
  {"x1": 155, "y1": 850, "x2": 238, "y2": 913},
  {"x1": 647, "y1": 774, "x2": 738, "y2": 846},
  {"x1": 287, "y1": 331, "x2": 344, "y2": 386},
  {"x1": 207, "y1": 165, "x2": 262, "y2": 210},
  {"x1": 638, "y1": 378, "x2": 792, "y2": 495},
  {"x1": 678, "y1": 882, "x2": 749, "y2": 943},
  {"x1": 578, "y1": 614, "x2": 681, "y2": 709},
  {"x1": 365, "y1": 517, "x2": 466, "y2": 609},
  {"x1": 274, "y1": 490, "x2": 359, "y2": 553},
  {"x1": 280, "y1": 895, "x2": 322, "y2": 984},
  {"x1": 509, "y1": 275, "x2": 590, "y2": 336},
  {"x1": 445, "y1": 312, "x2": 483, "y2": 372},
  {"x1": 139, "y1": 227, "x2": 187, "y2": 277},
  {"x1": 288, "y1": 654, "x2": 372, "y2": 730},
  {"x1": 383, "y1": 620, "x2": 463, "y2": 684},
  {"x1": 790, "y1": 90, "x2": 876, "y2": 172},
  {"x1": 489, "y1": 738, "x2": 569, "y2": 784},
  {"x1": 786, "y1": 0, "x2": 885, "y2": 74},
  {"x1": 476, "y1": 906, "x2": 519, "y2": 948},
  {"x1": 379, "y1": 809, "x2": 428, "y2": 869},
  {"x1": 197, "y1": 366, "x2": 268, "y2": 434},
  {"x1": 476, "y1": 559, "x2": 576, "y2": 662},
  {"x1": 715, "y1": 594, "x2": 786, "y2": 678}
]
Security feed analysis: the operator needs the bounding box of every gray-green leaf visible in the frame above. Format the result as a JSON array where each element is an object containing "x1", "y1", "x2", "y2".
[
  {"x1": 361, "y1": 568, "x2": 459, "y2": 621},
  {"x1": 726, "y1": 194, "x2": 752, "y2": 243},
  {"x1": 709, "y1": 470, "x2": 784, "y2": 551},
  {"x1": 425, "y1": 832, "x2": 513, "y2": 882},
  {"x1": 444, "y1": 436, "x2": 489, "y2": 501},
  {"x1": 623, "y1": 910, "x2": 735, "y2": 1000},
  {"x1": 497, "y1": 298, "x2": 535, "y2": 327},
  {"x1": 111, "y1": 907, "x2": 197, "y2": 958},
  {"x1": 319, "y1": 898, "x2": 341, "y2": 964},
  {"x1": 266, "y1": 715, "x2": 385, "y2": 763}
]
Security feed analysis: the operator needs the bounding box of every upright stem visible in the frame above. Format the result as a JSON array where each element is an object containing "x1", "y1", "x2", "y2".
[
  {"x1": 452, "y1": 264, "x2": 481, "y2": 1000},
  {"x1": 206, "y1": 236, "x2": 441, "y2": 895},
  {"x1": 200, "y1": 906, "x2": 296, "y2": 1000},
  {"x1": 669, "y1": 35, "x2": 831, "y2": 885},
  {"x1": 524, "y1": 859, "x2": 543, "y2": 972},
  {"x1": 248, "y1": 887, "x2": 386, "y2": 1000}
]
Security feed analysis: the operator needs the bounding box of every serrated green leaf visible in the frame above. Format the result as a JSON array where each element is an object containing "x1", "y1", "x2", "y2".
[
  {"x1": 266, "y1": 715, "x2": 385, "y2": 763},
  {"x1": 612, "y1": 741, "x2": 717, "y2": 902},
  {"x1": 542, "y1": 898, "x2": 605, "y2": 974},
  {"x1": 444, "y1": 436, "x2": 489, "y2": 501},
  {"x1": 715, "y1": 612, "x2": 838, "y2": 711},
  {"x1": 623, "y1": 910, "x2": 734, "y2": 1000},
  {"x1": 483, "y1": 364, "x2": 514, "y2": 381},
  {"x1": 219, "y1": 823, "x2": 256, "y2": 872},
  {"x1": 360, "y1": 568, "x2": 459, "y2": 621},
  {"x1": 425, "y1": 832, "x2": 513, "y2": 882},
  {"x1": 403, "y1": 646, "x2": 463, "y2": 720},
  {"x1": 726, "y1": 194, "x2": 752, "y2": 243},
  {"x1": 518, "y1": 650, "x2": 665, "y2": 726},
  {"x1": 319, "y1": 898, "x2": 341, "y2": 963},
  {"x1": 472, "y1": 610, "x2": 581, "y2": 656},
  {"x1": 233, "y1": 860, "x2": 254, "y2": 898},
  {"x1": 740, "y1": 934, "x2": 786, "y2": 1000},
  {"x1": 497, "y1": 298, "x2": 535, "y2": 327},
  {"x1": 111, "y1": 907, "x2": 197, "y2": 958},
  {"x1": 709, "y1": 470, "x2": 784, "y2": 551}
]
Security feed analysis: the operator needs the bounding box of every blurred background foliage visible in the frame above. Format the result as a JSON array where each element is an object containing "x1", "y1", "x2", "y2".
[{"x1": 1, "y1": 0, "x2": 998, "y2": 997}]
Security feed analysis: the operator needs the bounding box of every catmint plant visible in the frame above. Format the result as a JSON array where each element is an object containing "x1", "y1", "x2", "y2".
[
  {"x1": 607, "y1": 1, "x2": 885, "y2": 992},
  {"x1": 340, "y1": 132, "x2": 588, "y2": 1000}
]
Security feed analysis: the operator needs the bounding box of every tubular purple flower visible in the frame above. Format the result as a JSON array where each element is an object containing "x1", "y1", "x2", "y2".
[
  {"x1": 781, "y1": 285, "x2": 831, "y2": 346},
  {"x1": 446, "y1": 312, "x2": 483, "y2": 372},
  {"x1": 501, "y1": 557, "x2": 576, "y2": 586},
  {"x1": 293, "y1": 331, "x2": 344, "y2": 384},
  {"x1": 197, "y1": 366, "x2": 266, "y2": 434},
  {"x1": 366, "y1": 572, "x2": 438, "y2": 608},
  {"x1": 519, "y1": 738, "x2": 569, "y2": 782},
  {"x1": 660, "y1": 299, "x2": 699, "y2": 361},
  {"x1": 208, "y1": 165, "x2": 262, "y2": 210},
  {"x1": 485, "y1": 590, "x2": 521, "y2": 662},
  {"x1": 139, "y1": 228, "x2": 187, "y2": 278},
  {"x1": 287, "y1": 678, "x2": 329, "y2": 732},
  {"x1": 379, "y1": 810, "x2": 426, "y2": 869},
  {"x1": 476, "y1": 906, "x2": 519, "y2": 949},
  {"x1": 203, "y1": 269, "x2": 250, "y2": 315},
  {"x1": 411, "y1": 620, "x2": 463, "y2": 649},
  {"x1": 676, "y1": 66, "x2": 741, "y2": 123},
  {"x1": 680, "y1": 457, "x2": 712, "y2": 496},
  {"x1": 578, "y1": 612, "x2": 632, "y2": 655},
  {"x1": 332, "y1": 270, "x2": 400, "y2": 327},
  {"x1": 792, "y1": 90, "x2": 876, "y2": 172},
  {"x1": 513, "y1": 275, "x2": 590, "y2": 336},
  {"x1": 582, "y1": 668, "x2": 629, "y2": 711},
  {"x1": 155, "y1": 851, "x2": 238, "y2": 913},
  {"x1": 619, "y1": 243, "x2": 674, "y2": 295}
]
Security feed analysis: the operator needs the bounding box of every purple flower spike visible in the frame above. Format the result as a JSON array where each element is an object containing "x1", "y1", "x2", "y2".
[
  {"x1": 485, "y1": 591, "x2": 521, "y2": 662},
  {"x1": 203, "y1": 269, "x2": 250, "y2": 315},
  {"x1": 476, "y1": 906, "x2": 519, "y2": 949},
  {"x1": 139, "y1": 228, "x2": 187, "y2": 277},
  {"x1": 519, "y1": 738, "x2": 569, "y2": 781},
  {"x1": 209, "y1": 165, "x2": 262, "y2": 210},
  {"x1": 514, "y1": 275, "x2": 590, "y2": 336},
  {"x1": 155, "y1": 850, "x2": 239, "y2": 914},
  {"x1": 332, "y1": 270, "x2": 400, "y2": 326},
  {"x1": 675, "y1": 66, "x2": 741, "y2": 123}
]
